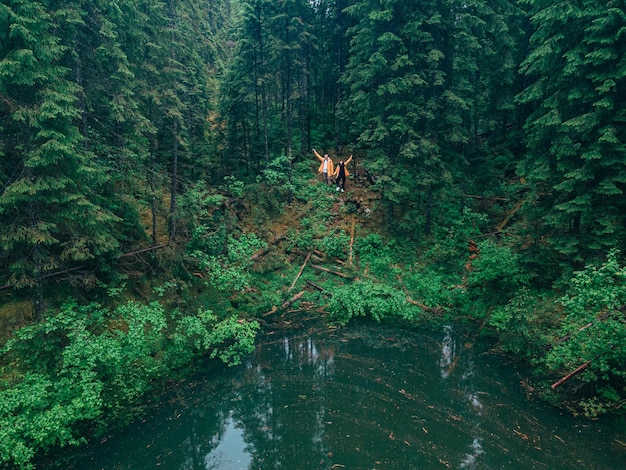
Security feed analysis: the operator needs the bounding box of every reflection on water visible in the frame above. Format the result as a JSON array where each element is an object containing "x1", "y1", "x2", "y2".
[
  {"x1": 439, "y1": 324, "x2": 456, "y2": 379},
  {"x1": 50, "y1": 322, "x2": 626, "y2": 470},
  {"x1": 203, "y1": 414, "x2": 250, "y2": 470}
]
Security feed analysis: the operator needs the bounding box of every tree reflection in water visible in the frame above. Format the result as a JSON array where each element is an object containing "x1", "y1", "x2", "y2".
[{"x1": 52, "y1": 322, "x2": 625, "y2": 470}]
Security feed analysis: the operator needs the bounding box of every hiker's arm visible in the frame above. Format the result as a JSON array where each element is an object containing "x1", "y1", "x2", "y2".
[{"x1": 313, "y1": 148, "x2": 323, "y2": 161}]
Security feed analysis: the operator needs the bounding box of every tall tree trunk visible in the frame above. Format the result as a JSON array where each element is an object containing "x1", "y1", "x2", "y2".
[
  {"x1": 29, "y1": 202, "x2": 45, "y2": 319},
  {"x1": 425, "y1": 186, "x2": 434, "y2": 236},
  {"x1": 150, "y1": 136, "x2": 158, "y2": 246},
  {"x1": 169, "y1": 121, "x2": 178, "y2": 240}
]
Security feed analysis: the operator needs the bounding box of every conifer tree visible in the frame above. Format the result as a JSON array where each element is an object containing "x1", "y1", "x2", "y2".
[
  {"x1": 518, "y1": 0, "x2": 626, "y2": 265},
  {"x1": 0, "y1": 0, "x2": 120, "y2": 315}
]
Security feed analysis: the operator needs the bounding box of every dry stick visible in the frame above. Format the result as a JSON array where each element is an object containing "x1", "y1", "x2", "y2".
[
  {"x1": 263, "y1": 291, "x2": 307, "y2": 317},
  {"x1": 305, "y1": 279, "x2": 324, "y2": 291},
  {"x1": 551, "y1": 361, "x2": 592, "y2": 389},
  {"x1": 348, "y1": 215, "x2": 356, "y2": 267},
  {"x1": 305, "y1": 279, "x2": 332, "y2": 297},
  {"x1": 289, "y1": 252, "x2": 312, "y2": 291},
  {"x1": 553, "y1": 310, "x2": 615, "y2": 346},
  {"x1": 397, "y1": 274, "x2": 442, "y2": 314},
  {"x1": 464, "y1": 194, "x2": 509, "y2": 202},
  {"x1": 551, "y1": 345, "x2": 615, "y2": 389},
  {"x1": 405, "y1": 295, "x2": 443, "y2": 315},
  {"x1": 281, "y1": 290, "x2": 305, "y2": 310},
  {"x1": 120, "y1": 243, "x2": 170, "y2": 257},
  {"x1": 496, "y1": 198, "x2": 524, "y2": 231},
  {"x1": 262, "y1": 306, "x2": 278, "y2": 317},
  {"x1": 311, "y1": 264, "x2": 352, "y2": 278},
  {"x1": 251, "y1": 232, "x2": 286, "y2": 261}
]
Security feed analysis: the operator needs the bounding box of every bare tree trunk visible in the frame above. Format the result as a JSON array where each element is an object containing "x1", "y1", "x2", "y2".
[
  {"x1": 150, "y1": 136, "x2": 158, "y2": 246},
  {"x1": 29, "y1": 202, "x2": 46, "y2": 318},
  {"x1": 169, "y1": 120, "x2": 178, "y2": 241}
]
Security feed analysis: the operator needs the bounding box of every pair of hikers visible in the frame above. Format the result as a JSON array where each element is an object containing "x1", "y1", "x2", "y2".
[{"x1": 313, "y1": 148, "x2": 353, "y2": 192}]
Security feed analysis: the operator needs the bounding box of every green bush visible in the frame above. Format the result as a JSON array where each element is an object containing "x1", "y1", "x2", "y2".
[
  {"x1": 0, "y1": 300, "x2": 259, "y2": 469},
  {"x1": 466, "y1": 239, "x2": 528, "y2": 306},
  {"x1": 190, "y1": 233, "x2": 265, "y2": 292},
  {"x1": 327, "y1": 280, "x2": 423, "y2": 325}
]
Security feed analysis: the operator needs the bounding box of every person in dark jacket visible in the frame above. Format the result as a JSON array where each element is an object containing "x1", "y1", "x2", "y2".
[{"x1": 333, "y1": 155, "x2": 353, "y2": 192}]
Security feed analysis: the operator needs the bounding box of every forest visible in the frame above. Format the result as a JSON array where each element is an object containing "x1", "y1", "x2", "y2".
[{"x1": 1, "y1": 0, "x2": 625, "y2": 467}]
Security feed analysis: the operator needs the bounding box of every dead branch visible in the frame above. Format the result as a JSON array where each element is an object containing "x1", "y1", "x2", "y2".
[
  {"x1": 551, "y1": 361, "x2": 592, "y2": 389},
  {"x1": 464, "y1": 194, "x2": 509, "y2": 202},
  {"x1": 349, "y1": 215, "x2": 356, "y2": 267},
  {"x1": 289, "y1": 252, "x2": 312, "y2": 291},
  {"x1": 305, "y1": 280, "x2": 332, "y2": 297},
  {"x1": 251, "y1": 232, "x2": 286, "y2": 261},
  {"x1": 406, "y1": 295, "x2": 443, "y2": 314},
  {"x1": 311, "y1": 264, "x2": 352, "y2": 279},
  {"x1": 281, "y1": 290, "x2": 305, "y2": 309},
  {"x1": 120, "y1": 243, "x2": 170, "y2": 257},
  {"x1": 496, "y1": 199, "x2": 525, "y2": 232},
  {"x1": 262, "y1": 306, "x2": 278, "y2": 317}
]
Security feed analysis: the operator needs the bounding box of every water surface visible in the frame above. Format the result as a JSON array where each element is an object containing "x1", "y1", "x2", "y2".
[{"x1": 54, "y1": 322, "x2": 625, "y2": 469}]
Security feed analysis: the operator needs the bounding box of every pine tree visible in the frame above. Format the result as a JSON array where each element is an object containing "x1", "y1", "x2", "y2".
[
  {"x1": 0, "y1": 0, "x2": 120, "y2": 315},
  {"x1": 518, "y1": 0, "x2": 626, "y2": 265}
]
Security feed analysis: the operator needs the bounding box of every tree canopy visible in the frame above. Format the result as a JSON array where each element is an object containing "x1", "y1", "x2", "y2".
[{"x1": 1, "y1": 0, "x2": 626, "y2": 467}]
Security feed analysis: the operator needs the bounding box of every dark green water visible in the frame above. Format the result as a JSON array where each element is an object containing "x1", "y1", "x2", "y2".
[{"x1": 52, "y1": 323, "x2": 625, "y2": 469}]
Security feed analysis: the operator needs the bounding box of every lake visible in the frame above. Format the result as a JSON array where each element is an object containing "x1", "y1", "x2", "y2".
[{"x1": 50, "y1": 321, "x2": 625, "y2": 469}]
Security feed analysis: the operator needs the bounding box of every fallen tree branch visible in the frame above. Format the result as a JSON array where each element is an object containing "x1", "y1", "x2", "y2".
[
  {"x1": 281, "y1": 290, "x2": 305, "y2": 309},
  {"x1": 305, "y1": 281, "x2": 324, "y2": 292},
  {"x1": 120, "y1": 243, "x2": 170, "y2": 257},
  {"x1": 262, "y1": 306, "x2": 278, "y2": 317},
  {"x1": 496, "y1": 198, "x2": 524, "y2": 232},
  {"x1": 311, "y1": 264, "x2": 352, "y2": 278},
  {"x1": 405, "y1": 295, "x2": 443, "y2": 315},
  {"x1": 551, "y1": 345, "x2": 615, "y2": 389},
  {"x1": 464, "y1": 194, "x2": 509, "y2": 202},
  {"x1": 551, "y1": 361, "x2": 592, "y2": 389},
  {"x1": 289, "y1": 252, "x2": 312, "y2": 291},
  {"x1": 251, "y1": 232, "x2": 286, "y2": 261},
  {"x1": 349, "y1": 215, "x2": 356, "y2": 267},
  {"x1": 0, "y1": 265, "x2": 87, "y2": 291}
]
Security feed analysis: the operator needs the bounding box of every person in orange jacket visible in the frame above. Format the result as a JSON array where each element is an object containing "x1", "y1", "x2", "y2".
[
  {"x1": 313, "y1": 148, "x2": 334, "y2": 185},
  {"x1": 333, "y1": 155, "x2": 352, "y2": 192}
]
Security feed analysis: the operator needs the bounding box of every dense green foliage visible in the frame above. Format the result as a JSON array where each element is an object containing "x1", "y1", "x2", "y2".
[
  {"x1": 1, "y1": 0, "x2": 626, "y2": 466},
  {"x1": 0, "y1": 298, "x2": 258, "y2": 468}
]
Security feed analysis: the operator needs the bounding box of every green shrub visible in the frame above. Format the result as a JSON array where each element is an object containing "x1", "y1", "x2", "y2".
[
  {"x1": 327, "y1": 280, "x2": 422, "y2": 325},
  {"x1": 0, "y1": 300, "x2": 259, "y2": 469},
  {"x1": 190, "y1": 233, "x2": 265, "y2": 292}
]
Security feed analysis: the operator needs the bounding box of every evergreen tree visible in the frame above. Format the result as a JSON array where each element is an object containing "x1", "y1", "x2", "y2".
[
  {"x1": 0, "y1": 0, "x2": 120, "y2": 315},
  {"x1": 518, "y1": 0, "x2": 626, "y2": 266}
]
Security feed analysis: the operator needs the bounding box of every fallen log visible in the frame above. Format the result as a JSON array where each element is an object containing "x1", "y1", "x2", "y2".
[
  {"x1": 262, "y1": 306, "x2": 278, "y2": 317},
  {"x1": 262, "y1": 291, "x2": 307, "y2": 317},
  {"x1": 551, "y1": 344, "x2": 615, "y2": 389},
  {"x1": 496, "y1": 198, "x2": 524, "y2": 232},
  {"x1": 305, "y1": 279, "x2": 327, "y2": 293},
  {"x1": 281, "y1": 290, "x2": 305, "y2": 309},
  {"x1": 120, "y1": 243, "x2": 169, "y2": 257},
  {"x1": 551, "y1": 361, "x2": 592, "y2": 389},
  {"x1": 311, "y1": 264, "x2": 352, "y2": 279},
  {"x1": 289, "y1": 252, "x2": 312, "y2": 291},
  {"x1": 251, "y1": 232, "x2": 286, "y2": 261},
  {"x1": 406, "y1": 295, "x2": 443, "y2": 315},
  {"x1": 349, "y1": 215, "x2": 356, "y2": 267}
]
